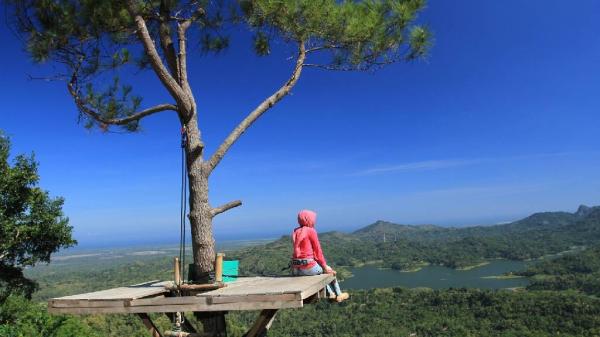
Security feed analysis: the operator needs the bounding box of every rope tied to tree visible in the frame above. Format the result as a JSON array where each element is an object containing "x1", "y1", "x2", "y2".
[
  {"x1": 173, "y1": 126, "x2": 189, "y2": 331},
  {"x1": 179, "y1": 126, "x2": 188, "y2": 285}
]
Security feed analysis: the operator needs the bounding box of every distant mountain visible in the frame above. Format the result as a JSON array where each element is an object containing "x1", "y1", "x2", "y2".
[
  {"x1": 352, "y1": 220, "x2": 445, "y2": 241},
  {"x1": 354, "y1": 204, "x2": 600, "y2": 242},
  {"x1": 575, "y1": 205, "x2": 598, "y2": 218}
]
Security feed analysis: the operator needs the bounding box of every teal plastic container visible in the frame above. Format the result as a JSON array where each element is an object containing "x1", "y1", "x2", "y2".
[{"x1": 222, "y1": 260, "x2": 239, "y2": 283}]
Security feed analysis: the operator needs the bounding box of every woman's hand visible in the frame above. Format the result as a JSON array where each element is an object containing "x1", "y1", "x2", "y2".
[{"x1": 325, "y1": 265, "x2": 336, "y2": 275}]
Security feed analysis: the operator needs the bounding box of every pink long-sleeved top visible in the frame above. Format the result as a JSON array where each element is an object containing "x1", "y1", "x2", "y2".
[{"x1": 291, "y1": 226, "x2": 327, "y2": 269}]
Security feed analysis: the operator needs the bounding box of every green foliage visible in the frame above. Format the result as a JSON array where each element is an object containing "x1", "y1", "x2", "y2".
[
  {"x1": 82, "y1": 77, "x2": 143, "y2": 131},
  {"x1": 0, "y1": 292, "x2": 171, "y2": 337},
  {"x1": 28, "y1": 256, "x2": 173, "y2": 301},
  {"x1": 0, "y1": 132, "x2": 75, "y2": 299},
  {"x1": 518, "y1": 245, "x2": 600, "y2": 296},
  {"x1": 229, "y1": 288, "x2": 600, "y2": 337},
  {"x1": 0, "y1": 295, "x2": 96, "y2": 337},
  {"x1": 242, "y1": 0, "x2": 431, "y2": 68}
]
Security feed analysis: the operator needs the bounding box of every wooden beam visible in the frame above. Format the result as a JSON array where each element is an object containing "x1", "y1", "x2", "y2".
[
  {"x1": 48, "y1": 298, "x2": 301, "y2": 315},
  {"x1": 207, "y1": 293, "x2": 299, "y2": 305},
  {"x1": 244, "y1": 309, "x2": 278, "y2": 337},
  {"x1": 137, "y1": 313, "x2": 163, "y2": 337}
]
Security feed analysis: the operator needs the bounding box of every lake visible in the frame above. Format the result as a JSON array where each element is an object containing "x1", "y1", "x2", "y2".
[{"x1": 341, "y1": 260, "x2": 530, "y2": 290}]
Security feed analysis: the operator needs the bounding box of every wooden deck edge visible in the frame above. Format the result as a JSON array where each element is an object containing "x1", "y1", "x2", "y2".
[
  {"x1": 300, "y1": 274, "x2": 335, "y2": 299},
  {"x1": 48, "y1": 298, "x2": 302, "y2": 315}
]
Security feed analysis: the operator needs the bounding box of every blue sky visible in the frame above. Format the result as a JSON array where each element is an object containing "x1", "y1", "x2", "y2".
[{"x1": 1, "y1": 0, "x2": 600, "y2": 247}]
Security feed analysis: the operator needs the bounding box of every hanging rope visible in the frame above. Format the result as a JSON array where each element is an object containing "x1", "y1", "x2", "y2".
[{"x1": 179, "y1": 126, "x2": 188, "y2": 284}]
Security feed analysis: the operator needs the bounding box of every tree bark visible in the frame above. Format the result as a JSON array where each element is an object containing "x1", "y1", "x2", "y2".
[{"x1": 181, "y1": 100, "x2": 213, "y2": 280}]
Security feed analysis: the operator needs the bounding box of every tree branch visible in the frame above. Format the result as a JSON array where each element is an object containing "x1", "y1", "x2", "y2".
[
  {"x1": 206, "y1": 42, "x2": 307, "y2": 173},
  {"x1": 180, "y1": 6, "x2": 205, "y2": 31},
  {"x1": 158, "y1": 0, "x2": 180, "y2": 83},
  {"x1": 177, "y1": 22, "x2": 190, "y2": 95},
  {"x1": 211, "y1": 200, "x2": 242, "y2": 217},
  {"x1": 305, "y1": 45, "x2": 341, "y2": 53},
  {"x1": 303, "y1": 60, "x2": 395, "y2": 71},
  {"x1": 177, "y1": 5, "x2": 204, "y2": 91},
  {"x1": 126, "y1": 0, "x2": 190, "y2": 111},
  {"x1": 68, "y1": 71, "x2": 178, "y2": 126},
  {"x1": 172, "y1": 6, "x2": 204, "y2": 123}
]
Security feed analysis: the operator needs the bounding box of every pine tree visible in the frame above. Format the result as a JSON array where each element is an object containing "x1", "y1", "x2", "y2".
[{"x1": 6, "y1": 1, "x2": 430, "y2": 333}]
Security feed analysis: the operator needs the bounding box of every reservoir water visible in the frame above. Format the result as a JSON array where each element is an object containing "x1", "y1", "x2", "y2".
[{"x1": 341, "y1": 260, "x2": 530, "y2": 290}]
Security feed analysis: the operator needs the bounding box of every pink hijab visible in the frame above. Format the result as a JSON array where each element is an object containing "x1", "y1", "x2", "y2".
[
  {"x1": 293, "y1": 210, "x2": 317, "y2": 252},
  {"x1": 297, "y1": 210, "x2": 317, "y2": 227}
]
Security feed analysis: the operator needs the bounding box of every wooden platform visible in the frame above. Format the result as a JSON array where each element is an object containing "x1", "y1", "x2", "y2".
[{"x1": 48, "y1": 275, "x2": 335, "y2": 315}]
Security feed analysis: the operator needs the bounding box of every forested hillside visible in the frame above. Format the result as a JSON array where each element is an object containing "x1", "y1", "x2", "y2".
[
  {"x1": 231, "y1": 205, "x2": 600, "y2": 273},
  {"x1": 518, "y1": 244, "x2": 600, "y2": 296},
  {"x1": 229, "y1": 288, "x2": 600, "y2": 337}
]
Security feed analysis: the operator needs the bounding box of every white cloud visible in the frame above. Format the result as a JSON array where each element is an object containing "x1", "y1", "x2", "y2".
[
  {"x1": 352, "y1": 151, "x2": 587, "y2": 176},
  {"x1": 353, "y1": 159, "x2": 483, "y2": 175}
]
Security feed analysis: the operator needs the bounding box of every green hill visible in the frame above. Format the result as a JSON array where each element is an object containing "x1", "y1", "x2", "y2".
[
  {"x1": 518, "y1": 244, "x2": 600, "y2": 296},
  {"x1": 231, "y1": 205, "x2": 600, "y2": 273}
]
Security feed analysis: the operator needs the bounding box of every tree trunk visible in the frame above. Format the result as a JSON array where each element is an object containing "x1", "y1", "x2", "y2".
[
  {"x1": 184, "y1": 116, "x2": 227, "y2": 336},
  {"x1": 183, "y1": 116, "x2": 214, "y2": 280}
]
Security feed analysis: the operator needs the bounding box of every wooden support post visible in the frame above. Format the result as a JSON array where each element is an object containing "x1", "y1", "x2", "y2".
[
  {"x1": 215, "y1": 253, "x2": 224, "y2": 283},
  {"x1": 137, "y1": 313, "x2": 163, "y2": 337},
  {"x1": 174, "y1": 257, "x2": 181, "y2": 286},
  {"x1": 244, "y1": 309, "x2": 278, "y2": 337}
]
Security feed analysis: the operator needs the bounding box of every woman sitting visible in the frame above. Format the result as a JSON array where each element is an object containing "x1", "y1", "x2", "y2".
[{"x1": 290, "y1": 209, "x2": 349, "y2": 302}]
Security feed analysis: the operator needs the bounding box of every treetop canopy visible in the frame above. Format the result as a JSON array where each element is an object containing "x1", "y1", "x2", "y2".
[{"x1": 8, "y1": 0, "x2": 430, "y2": 131}]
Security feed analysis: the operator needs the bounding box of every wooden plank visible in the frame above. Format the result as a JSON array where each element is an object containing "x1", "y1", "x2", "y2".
[
  {"x1": 131, "y1": 296, "x2": 209, "y2": 307},
  {"x1": 208, "y1": 293, "x2": 299, "y2": 305},
  {"x1": 199, "y1": 275, "x2": 331, "y2": 297},
  {"x1": 48, "y1": 299, "x2": 301, "y2": 315},
  {"x1": 131, "y1": 280, "x2": 163, "y2": 287},
  {"x1": 53, "y1": 281, "x2": 171, "y2": 301},
  {"x1": 50, "y1": 299, "x2": 129, "y2": 308}
]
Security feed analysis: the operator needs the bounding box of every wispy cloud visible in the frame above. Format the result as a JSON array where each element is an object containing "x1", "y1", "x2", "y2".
[
  {"x1": 353, "y1": 159, "x2": 483, "y2": 176},
  {"x1": 352, "y1": 151, "x2": 590, "y2": 176}
]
